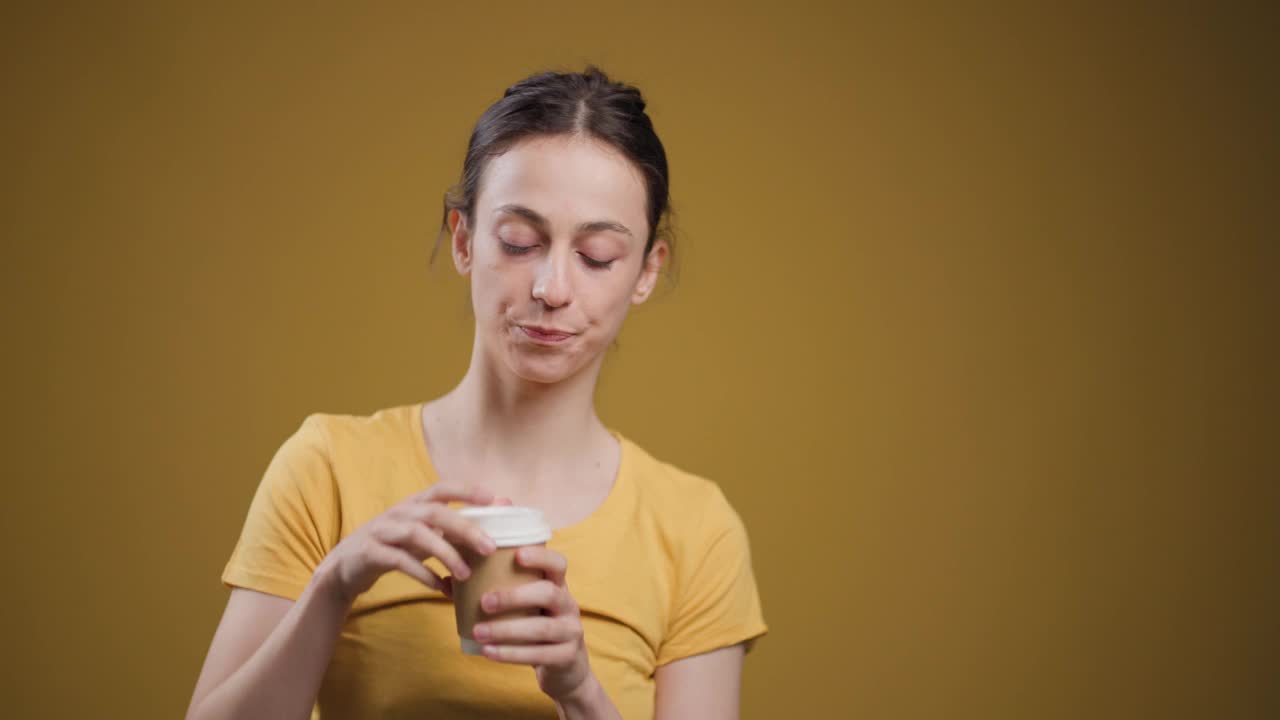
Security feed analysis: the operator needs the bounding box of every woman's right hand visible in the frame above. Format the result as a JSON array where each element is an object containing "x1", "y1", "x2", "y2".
[{"x1": 313, "y1": 483, "x2": 505, "y2": 607}]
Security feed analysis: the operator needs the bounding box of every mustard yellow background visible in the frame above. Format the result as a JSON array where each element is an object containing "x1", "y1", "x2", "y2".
[{"x1": 3, "y1": 2, "x2": 1276, "y2": 717}]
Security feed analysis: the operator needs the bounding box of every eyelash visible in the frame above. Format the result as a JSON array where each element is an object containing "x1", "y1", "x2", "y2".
[
  {"x1": 499, "y1": 241, "x2": 614, "y2": 270},
  {"x1": 500, "y1": 241, "x2": 535, "y2": 256}
]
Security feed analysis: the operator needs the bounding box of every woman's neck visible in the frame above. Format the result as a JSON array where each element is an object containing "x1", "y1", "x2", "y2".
[{"x1": 427, "y1": 340, "x2": 610, "y2": 480}]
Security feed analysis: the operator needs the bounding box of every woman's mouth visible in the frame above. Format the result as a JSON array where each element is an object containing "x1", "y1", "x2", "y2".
[{"x1": 518, "y1": 325, "x2": 576, "y2": 344}]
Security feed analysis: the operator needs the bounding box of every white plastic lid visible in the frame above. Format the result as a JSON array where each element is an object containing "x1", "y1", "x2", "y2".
[{"x1": 456, "y1": 506, "x2": 552, "y2": 547}]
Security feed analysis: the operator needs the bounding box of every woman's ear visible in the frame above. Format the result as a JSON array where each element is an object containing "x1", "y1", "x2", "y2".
[
  {"x1": 450, "y1": 209, "x2": 473, "y2": 276},
  {"x1": 631, "y1": 239, "x2": 669, "y2": 305}
]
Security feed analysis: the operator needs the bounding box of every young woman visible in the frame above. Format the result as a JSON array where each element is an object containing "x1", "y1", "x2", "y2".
[{"x1": 186, "y1": 66, "x2": 767, "y2": 720}]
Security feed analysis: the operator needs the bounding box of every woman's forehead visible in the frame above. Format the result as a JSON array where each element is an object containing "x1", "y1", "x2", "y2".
[{"x1": 476, "y1": 135, "x2": 648, "y2": 233}]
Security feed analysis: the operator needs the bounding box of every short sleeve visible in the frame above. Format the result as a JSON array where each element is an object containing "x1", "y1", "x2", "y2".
[
  {"x1": 656, "y1": 488, "x2": 768, "y2": 666},
  {"x1": 221, "y1": 414, "x2": 340, "y2": 600}
]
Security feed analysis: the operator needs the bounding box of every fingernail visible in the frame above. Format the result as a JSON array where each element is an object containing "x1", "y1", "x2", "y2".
[
  {"x1": 456, "y1": 566, "x2": 470, "y2": 581},
  {"x1": 472, "y1": 623, "x2": 489, "y2": 640},
  {"x1": 482, "y1": 593, "x2": 497, "y2": 611},
  {"x1": 482, "y1": 540, "x2": 497, "y2": 555}
]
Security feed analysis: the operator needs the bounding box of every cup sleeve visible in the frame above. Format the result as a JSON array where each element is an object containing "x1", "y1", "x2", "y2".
[
  {"x1": 221, "y1": 414, "x2": 339, "y2": 601},
  {"x1": 656, "y1": 488, "x2": 768, "y2": 666}
]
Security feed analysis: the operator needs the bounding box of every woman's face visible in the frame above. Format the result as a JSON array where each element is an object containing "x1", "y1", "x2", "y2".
[{"x1": 450, "y1": 134, "x2": 666, "y2": 385}]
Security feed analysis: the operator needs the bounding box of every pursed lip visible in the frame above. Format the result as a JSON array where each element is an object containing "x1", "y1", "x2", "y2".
[{"x1": 518, "y1": 325, "x2": 576, "y2": 342}]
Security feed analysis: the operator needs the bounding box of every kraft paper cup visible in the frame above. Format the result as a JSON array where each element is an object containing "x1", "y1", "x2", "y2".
[{"x1": 452, "y1": 506, "x2": 553, "y2": 655}]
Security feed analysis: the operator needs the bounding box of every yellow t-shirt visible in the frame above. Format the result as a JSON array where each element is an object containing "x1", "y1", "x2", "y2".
[{"x1": 221, "y1": 402, "x2": 768, "y2": 719}]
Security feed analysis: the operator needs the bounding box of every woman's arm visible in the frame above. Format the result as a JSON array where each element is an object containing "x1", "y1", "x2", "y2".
[
  {"x1": 550, "y1": 674, "x2": 622, "y2": 720},
  {"x1": 185, "y1": 565, "x2": 349, "y2": 720},
  {"x1": 188, "y1": 483, "x2": 502, "y2": 720},
  {"x1": 654, "y1": 643, "x2": 746, "y2": 720}
]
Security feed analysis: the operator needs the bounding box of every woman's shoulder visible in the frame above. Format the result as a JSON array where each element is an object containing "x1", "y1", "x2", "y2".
[
  {"x1": 275, "y1": 403, "x2": 424, "y2": 489},
  {"x1": 617, "y1": 434, "x2": 744, "y2": 538},
  {"x1": 269, "y1": 403, "x2": 430, "y2": 521},
  {"x1": 294, "y1": 402, "x2": 420, "y2": 444},
  {"x1": 276, "y1": 403, "x2": 422, "y2": 469}
]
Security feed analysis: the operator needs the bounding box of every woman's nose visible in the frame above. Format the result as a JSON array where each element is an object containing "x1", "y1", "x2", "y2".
[{"x1": 531, "y1": 251, "x2": 572, "y2": 308}]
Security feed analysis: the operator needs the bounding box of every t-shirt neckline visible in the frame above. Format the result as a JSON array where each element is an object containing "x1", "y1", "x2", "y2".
[{"x1": 407, "y1": 401, "x2": 629, "y2": 542}]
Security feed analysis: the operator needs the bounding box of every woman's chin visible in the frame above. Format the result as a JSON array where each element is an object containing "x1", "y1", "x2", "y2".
[{"x1": 506, "y1": 354, "x2": 584, "y2": 385}]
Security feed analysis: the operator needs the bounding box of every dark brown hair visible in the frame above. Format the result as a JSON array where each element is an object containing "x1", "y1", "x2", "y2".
[{"x1": 434, "y1": 65, "x2": 676, "y2": 271}]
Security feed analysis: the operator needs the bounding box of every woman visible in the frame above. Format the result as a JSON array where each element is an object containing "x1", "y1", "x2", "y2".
[{"x1": 186, "y1": 66, "x2": 767, "y2": 720}]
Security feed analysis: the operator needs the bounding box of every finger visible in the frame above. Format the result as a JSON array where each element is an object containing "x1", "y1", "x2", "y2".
[
  {"x1": 411, "y1": 483, "x2": 497, "y2": 507},
  {"x1": 369, "y1": 543, "x2": 444, "y2": 592},
  {"x1": 473, "y1": 615, "x2": 579, "y2": 645},
  {"x1": 481, "y1": 642, "x2": 577, "y2": 666},
  {"x1": 494, "y1": 496, "x2": 514, "y2": 506},
  {"x1": 409, "y1": 504, "x2": 497, "y2": 558},
  {"x1": 374, "y1": 520, "x2": 473, "y2": 581},
  {"x1": 482, "y1": 580, "x2": 573, "y2": 616},
  {"x1": 514, "y1": 546, "x2": 568, "y2": 586}
]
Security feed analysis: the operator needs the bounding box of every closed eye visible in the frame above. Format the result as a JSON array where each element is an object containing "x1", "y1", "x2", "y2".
[
  {"x1": 578, "y1": 253, "x2": 614, "y2": 270},
  {"x1": 500, "y1": 241, "x2": 536, "y2": 256},
  {"x1": 501, "y1": 239, "x2": 612, "y2": 269}
]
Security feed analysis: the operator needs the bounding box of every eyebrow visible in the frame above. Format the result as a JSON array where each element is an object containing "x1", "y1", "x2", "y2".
[{"x1": 493, "y1": 203, "x2": 634, "y2": 239}]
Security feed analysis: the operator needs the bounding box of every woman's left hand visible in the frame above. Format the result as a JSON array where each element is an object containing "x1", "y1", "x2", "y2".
[{"x1": 470, "y1": 545, "x2": 595, "y2": 702}]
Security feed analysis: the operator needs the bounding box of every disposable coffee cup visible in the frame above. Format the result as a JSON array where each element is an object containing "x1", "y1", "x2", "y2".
[{"x1": 453, "y1": 506, "x2": 553, "y2": 655}]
